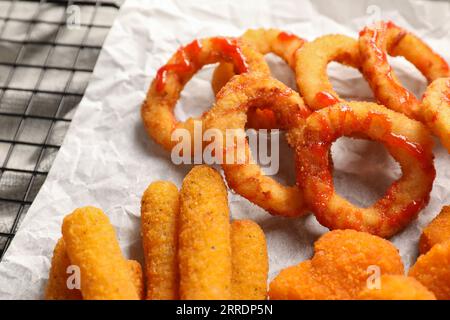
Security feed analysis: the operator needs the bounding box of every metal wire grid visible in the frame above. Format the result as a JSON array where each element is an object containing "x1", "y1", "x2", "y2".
[{"x1": 0, "y1": 0, "x2": 120, "y2": 259}]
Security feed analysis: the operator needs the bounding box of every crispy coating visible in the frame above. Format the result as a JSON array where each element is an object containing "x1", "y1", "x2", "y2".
[
  {"x1": 357, "y1": 275, "x2": 436, "y2": 300},
  {"x1": 142, "y1": 37, "x2": 270, "y2": 151},
  {"x1": 421, "y1": 78, "x2": 450, "y2": 153},
  {"x1": 291, "y1": 102, "x2": 435, "y2": 237},
  {"x1": 62, "y1": 206, "x2": 139, "y2": 300},
  {"x1": 295, "y1": 34, "x2": 362, "y2": 110},
  {"x1": 45, "y1": 238, "x2": 82, "y2": 300},
  {"x1": 179, "y1": 165, "x2": 232, "y2": 299},
  {"x1": 420, "y1": 206, "x2": 450, "y2": 254},
  {"x1": 231, "y1": 220, "x2": 268, "y2": 300},
  {"x1": 204, "y1": 73, "x2": 311, "y2": 217},
  {"x1": 269, "y1": 230, "x2": 404, "y2": 300},
  {"x1": 409, "y1": 239, "x2": 450, "y2": 300},
  {"x1": 359, "y1": 21, "x2": 449, "y2": 120},
  {"x1": 212, "y1": 29, "x2": 306, "y2": 130},
  {"x1": 127, "y1": 260, "x2": 144, "y2": 300},
  {"x1": 141, "y1": 181, "x2": 180, "y2": 300},
  {"x1": 212, "y1": 28, "x2": 306, "y2": 94}
]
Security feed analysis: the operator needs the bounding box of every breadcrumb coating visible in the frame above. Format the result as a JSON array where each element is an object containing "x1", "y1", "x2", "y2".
[
  {"x1": 231, "y1": 220, "x2": 268, "y2": 300},
  {"x1": 141, "y1": 181, "x2": 180, "y2": 300},
  {"x1": 420, "y1": 206, "x2": 450, "y2": 254}
]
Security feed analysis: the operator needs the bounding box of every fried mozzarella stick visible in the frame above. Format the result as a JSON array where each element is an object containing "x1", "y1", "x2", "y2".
[
  {"x1": 45, "y1": 238, "x2": 82, "y2": 300},
  {"x1": 141, "y1": 181, "x2": 180, "y2": 300},
  {"x1": 179, "y1": 165, "x2": 232, "y2": 300},
  {"x1": 231, "y1": 220, "x2": 268, "y2": 300},
  {"x1": 62, "y1": 206, "x2": 139, "y2": 300},
  {"x1": 127, "y1": 260, "x2": 144, "y2": 300}
]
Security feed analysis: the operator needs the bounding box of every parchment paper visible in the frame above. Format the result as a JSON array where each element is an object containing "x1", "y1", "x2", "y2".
[{"x1": 0, "y1": 0, "x2": 449, "y2": 299}]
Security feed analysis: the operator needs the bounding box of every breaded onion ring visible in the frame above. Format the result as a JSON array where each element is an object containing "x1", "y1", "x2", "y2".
[
  {"x1": 212, "y1": 29, "x2": 306, "y2": 130},
  {"x1": 204, "y1": 73, "x2": 311, "y2": 217},
  {"x1": 142, "y1": 37, "x2": 270, "y2": 151},
  {"x1": 421, "y1": 77, "x2": 450, "y2": 153},
  {"x1": 212, "y1": 29, "x2": 306, "y2": 95},
  {"x1": 359, "y1": 21, "x2": 450, "y2": 120},
  {"x1": 295, "y1": 34, "x2": 361, "y2": 110},
  {"x1": 291, "y1": 102, "x2": 435, "y2": 237}
]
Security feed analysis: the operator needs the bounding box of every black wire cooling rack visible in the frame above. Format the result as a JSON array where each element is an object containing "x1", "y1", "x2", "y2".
[{"x1": 0, "y1": 0, "x2": 121, "y2": 259}]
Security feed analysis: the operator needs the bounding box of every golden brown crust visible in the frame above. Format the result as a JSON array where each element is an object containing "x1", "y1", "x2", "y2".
[
  {"x1": 141, "y1": 181, "x2": 180, "y2": 300},
  {"x1": 62, "y1": 207, "x2": 139, "y2": 300},
  {"x1": 231, "y1": 220, "x2": 268, "y2": 300},
  {"x1": 179, "y1": 165, "x2": 232, "y2": 300}
]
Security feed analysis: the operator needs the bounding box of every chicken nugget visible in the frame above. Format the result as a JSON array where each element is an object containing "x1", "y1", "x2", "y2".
[
  {"x1": 409, "y1": 239, "x2": 450, "y2": 300},
  {"x1": 357, "y1": 275, "x2": 436, "y2": 300},
  {"x1": 62, "y1": 206, "x2": 139, "y2": 300},
  {"x1": 45, "y1": 238, "x2": 82, "y2": 300},
  {"x1": 179, "y1": 165, "x2": 232, "y2": 300},
  {"x1": 231, "y1": 220, "x2": 268, "y2": 300},
  {"x1": 141, "y1": 181, "x2": 179, "y2": 300},
  {"x1": 419, "y1": 206, "x2": 450, "y2": 254},
  {"x1": 269, "y1": 230, "x2": 404, "y2": 300}
]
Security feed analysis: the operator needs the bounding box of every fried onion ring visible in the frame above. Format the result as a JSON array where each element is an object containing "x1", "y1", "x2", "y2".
[
  {"x1": 291, "y1": 101, "x2": 435, "y2": 237},
  {"x1": 212, "y1": 29, "x2": 306, "y2": 129},
  {"x1": 359, "y1": 21, "x2": 450, "y2": 120},
  {"x1": 421, "y1": 77, "x2": 450, "y2": 153},
  {"x1": 294, "y1": 34, "x2": 361, "y2": 110},
  {"x1": 142, "y1": 37, "x2": 270, "y2": 151},
  {"x1": 204, "y1": 73, "x2": 311, "y2": 217}
]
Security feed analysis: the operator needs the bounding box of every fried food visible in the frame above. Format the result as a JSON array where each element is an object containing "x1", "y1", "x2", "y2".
[
  {"x1": 62, "y1": 206, "x2": 140, "y2": 300},
  {"x1": 204, "y1": 73, "x2": 311, "y2": 217},
  {"x1": 212, "y1": 29, "x2": 306, "y2": 130},
  {"x1": 357, "y1": 275, "x2": 436, "y2": 300},
  {"x1": 231, "y1": 220, "x2": 268, "y2": 300},
  {"x1": 409, "y1": 239, "x2": 450, "y2": 300},
  {"x1": 127, "y1": 260, "x2": 144, "y2": 300},
  {"x1": 359, "y1": 21, "x2": 450, "y2": 120},
  {"x1": 291, "y1": 101, "x2": 435, "y2": 237},
  {"x1": 269, "y1": 230, "x2": 404, "y2": 300},
  {"x1": 45, "y1": 238, "x2": 82, "y2": 300},
  {"x1": 179, "y1": 165, "x2": 232, "y2": 300},
  {"x1": 212, "y1": 28, "x2": 306, "y2": 94},
  {"x1": 421, "y1": 78, "x2": 450, "y2": 153},
  {"x1": 420, "y1": 206, "x2": 450, "y2": 254},
  {"x1": 295, "y1": 34, "x2": 361, "y2": 110},
  {"x1": 142, "y1": 37, "x2": 270, "y2": 151},
  {"x1": 141, "y1": 181, "x2": 179, "y2": 300}
]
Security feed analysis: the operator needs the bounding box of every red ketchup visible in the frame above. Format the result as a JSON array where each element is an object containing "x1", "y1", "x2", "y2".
[
  {"x1": 155, "y1": 40, "x2": 202, "y2": 92},
  {"x1": 211, "y1": 37, "x2": 249, "y2": 74},
  {"x1": 315, "y1": 91, "x2": 339, "y2": 107},
  {"x1": 277, "y1": 31, "x2": 298, "y2": 42}
]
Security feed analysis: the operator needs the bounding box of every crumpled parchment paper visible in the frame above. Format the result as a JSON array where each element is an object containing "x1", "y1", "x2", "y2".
[{"x1": 0, "y1": 0, "x2": 449, "y2": 299}]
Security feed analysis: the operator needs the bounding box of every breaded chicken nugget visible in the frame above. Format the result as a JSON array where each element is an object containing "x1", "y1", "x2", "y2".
[
  {"x1": 419, "y1": 206, "x2": 450, "y2": 254},
  {"x1": 269, "y1": 230, "x2": 404, "y2": 300},
  {"x1": 357, "y1": 275, "x2": 436, "y2": 300},
  {"x1": 127, "y1": 260, "x2": 144, "y2": 300},
  {"x1": 62, "y1": 206, "x2": 139, "y2": 300},
  {"x1": 231, "y1": 220, "x2": 268, "y2": 300},
  {"x1": 409, "y1": 239, "x2": 450, "y2": 300},
  {"x1": 45, "y1": 238, "x2": 82, "y2": 300},
  {"x1": 179, "y1": 165, "x2": 232, "y2": 300},
  {"x1": 141, "y1": 181, "x2": 179, "y2": 300}
]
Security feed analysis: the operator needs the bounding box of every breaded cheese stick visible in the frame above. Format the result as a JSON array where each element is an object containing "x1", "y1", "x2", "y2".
[
  {"x1": 45, "y1": 238, "x2": 82, "y2": 300},
  {"x1": 179, "y1": 165, "x2": 232, "y2": 300},
  {"x1": 62, "y1": 206, "x2": 139, "y2": 300},
  {"x1": 141, "y1": 181, "x2": 179, "y2": 300},
  {"x1": 231, "y1": 220, "x2": 268, "y2": 300},
  {"x1": 127, "y1": 260, "x2": 144, "y2": 300}
]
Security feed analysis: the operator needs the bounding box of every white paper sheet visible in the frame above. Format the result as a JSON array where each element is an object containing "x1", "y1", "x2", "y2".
[{"x1": 0, "y1": 0, "x2": 449, "y2": 299}]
